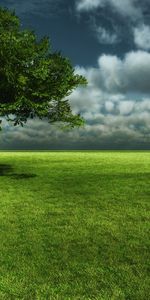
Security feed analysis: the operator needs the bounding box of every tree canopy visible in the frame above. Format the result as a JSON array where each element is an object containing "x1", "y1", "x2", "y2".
[{"x1": 0, "y1": 7, "x2": 87, "y2": 130}]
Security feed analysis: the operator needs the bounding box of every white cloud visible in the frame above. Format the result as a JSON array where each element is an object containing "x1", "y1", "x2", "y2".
[
  {"x1": 109, "y1": 0, "x2": 141, "y2": 19},
  {"x1": 76, "y1": 52, "x2": 150, "y2": 95},
  {"x1": 76, "y1": 0, "x2": 142, "y2": 19},
  {"x1": 76, "y1": 0, "x2": 103, "y2": 12},
  {"x1": 76, "y1": 1, "x2": 149, "y2": 46},
  {"x1": 94, "y1": 26, "x2": 118, "y2": 44},
  {"x1": 105, "y1": 101, "x2": 114, "y2": 112},
  {"x1": 98, "y1": 51, "x2": 150, "y2": 93},
  {"x1": 133, "y1": 24, "x2": 150, "y2": 50},
  {"x1": 98, "y1": 55, "x2": 123, "y2": 92},
  {"x1": 118, "y1": 101, "x2": 134, "y2": 115},
  {"x1": 68, "y1": 52, "x2": 150, "y2": 147}
]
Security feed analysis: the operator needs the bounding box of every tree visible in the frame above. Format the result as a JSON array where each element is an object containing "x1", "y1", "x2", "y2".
[{"x1": 0, "y1": 7, "x2": 87, "y2": 130}]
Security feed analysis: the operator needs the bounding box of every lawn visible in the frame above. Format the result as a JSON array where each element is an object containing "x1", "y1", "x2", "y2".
[{"x1": 0, "y1": 151, "x2": 150, "y2": 300}]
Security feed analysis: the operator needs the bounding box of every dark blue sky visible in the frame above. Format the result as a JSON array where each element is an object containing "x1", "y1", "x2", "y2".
[{"x1": 0, "y1": 0, "x2": 150, "y2": 149}]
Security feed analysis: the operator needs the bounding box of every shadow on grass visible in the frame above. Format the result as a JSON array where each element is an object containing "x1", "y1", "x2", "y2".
[
  {"x1": 0, "y1": 164, "x2": 37, "y2": 179},
  {"x1": 0, "y1": 164, "x2": 13, "y2": 176}
]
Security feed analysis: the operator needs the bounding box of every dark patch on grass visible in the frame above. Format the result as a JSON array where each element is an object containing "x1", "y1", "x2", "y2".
[
  {"x1": 9, "y1": 173, "x2": 37, "y2": 179},
  {"x1": 0, "y1": 163, "x2": 13, "y2": 176},
  {"x1": 0, "y1": 164, "x2": 37, "y2": 179}
]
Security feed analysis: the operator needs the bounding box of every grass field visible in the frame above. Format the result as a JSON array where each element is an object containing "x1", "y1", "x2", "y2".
[{"x1": 0, "y1": 151, "x2": 150, "y2": 300}]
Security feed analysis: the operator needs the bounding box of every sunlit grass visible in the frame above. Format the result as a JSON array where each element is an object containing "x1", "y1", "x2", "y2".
[{"x1": 0, "y1": 151, "x2": 150, "y2": 299}]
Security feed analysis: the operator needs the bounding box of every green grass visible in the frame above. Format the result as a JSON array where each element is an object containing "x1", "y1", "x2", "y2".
[{"x1": 0, "y1": 151, "x2": 150, "y2": 300}]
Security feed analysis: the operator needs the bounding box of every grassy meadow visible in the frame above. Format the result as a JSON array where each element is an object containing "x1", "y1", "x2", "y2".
[{"x1": 0, "y1": 151, "x2": 150, "y2": 299}]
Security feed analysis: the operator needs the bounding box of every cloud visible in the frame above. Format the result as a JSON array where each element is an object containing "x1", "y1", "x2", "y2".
[
  {"x1": 94, "y1": 26, "x2": 118, "y2": 44},
  {"x1": 75, "y1": 50, "x2": 150, "y2": 94},
  {"x1": 67, "y1": 52, "x2": 150, "y2": 148},
  {"x1": 133, "y1": 24, "x2": 150, "y2": 50},
  {"x1": 118, "y1": 101, "x2": 135, "y2": 115},
  {"x1": 98, "y1": 50, "x2": 150, "y2": 93},
  {"x1": 76, "y1": 0, "x2": 102, "y2": 12},
  {"x1": 1, "y1": 103, "x2": 150, "y2": 149},
  {"x1": 76, "y1": 0, "x2": 143, "y2": 19},
  {"x1": 1, "y1": 93, "x2": 150, "y2": 150},
  {"x1": 75, "y1": 0, "x2": 150, "y2": 47}
]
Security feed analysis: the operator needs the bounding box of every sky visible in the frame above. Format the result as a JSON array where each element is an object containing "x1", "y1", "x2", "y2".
[{"x1": 0, "y1": 0, "x2": 150, "y2": 150}]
